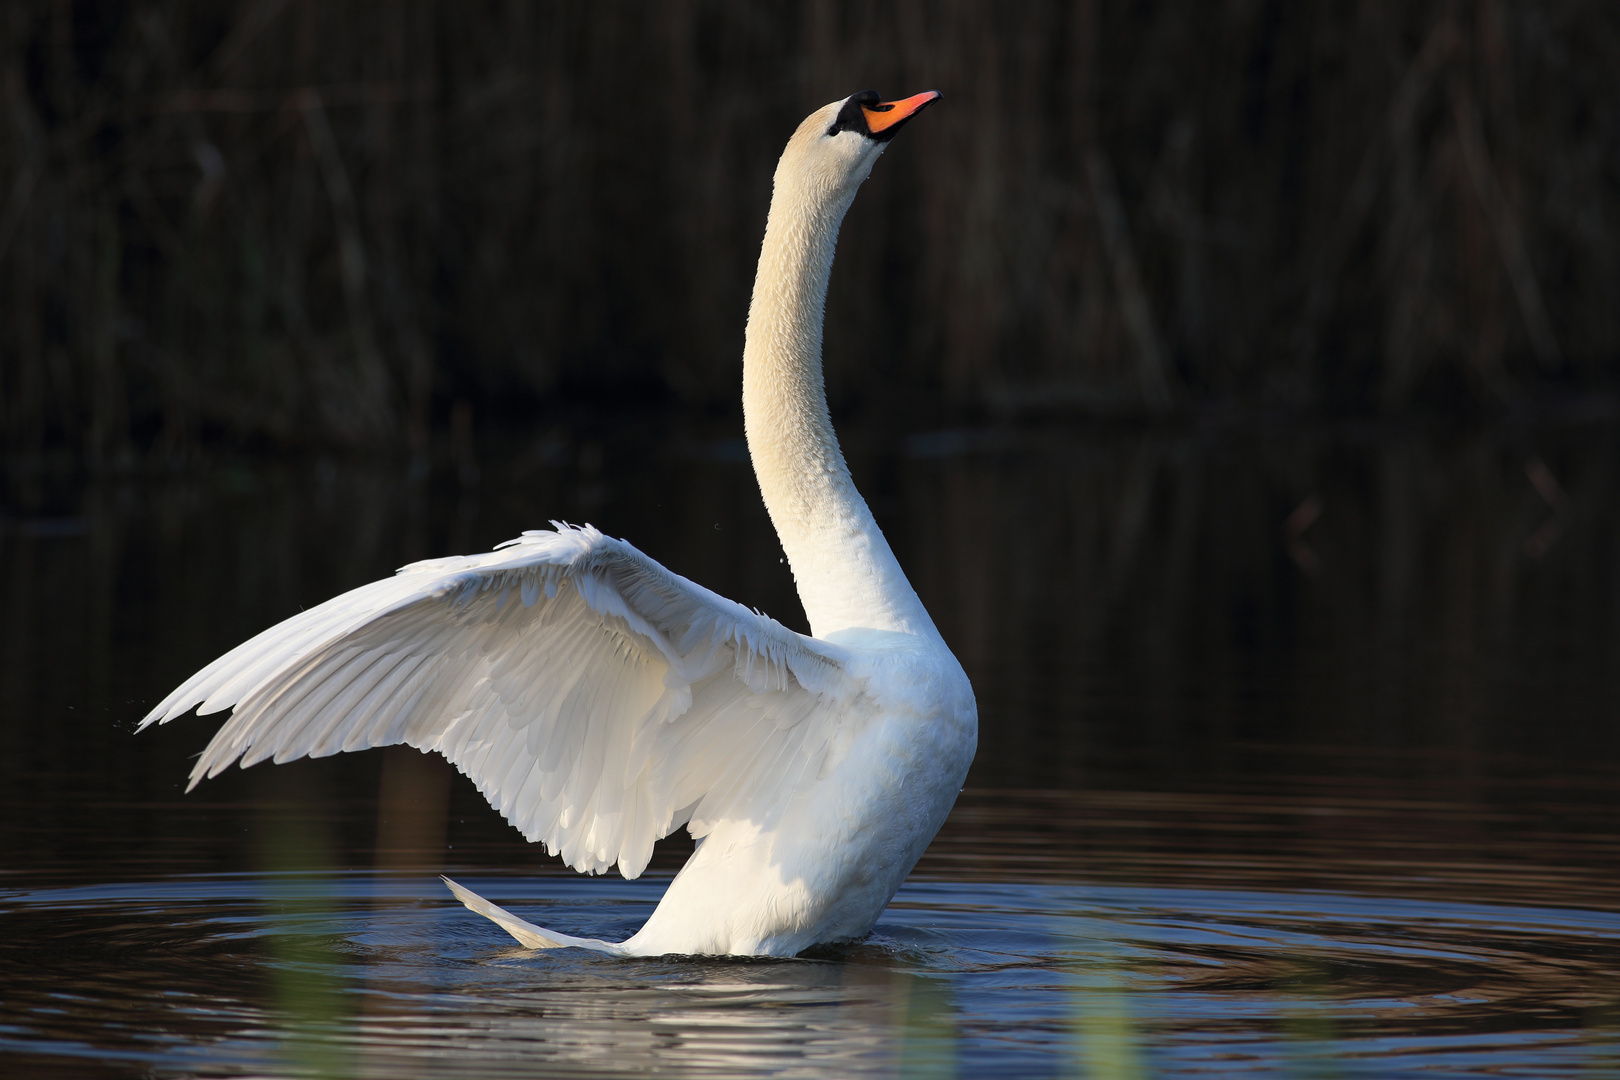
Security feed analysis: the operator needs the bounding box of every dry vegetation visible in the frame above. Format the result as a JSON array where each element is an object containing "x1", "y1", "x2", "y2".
[{"x1": 2, "y1": 1, "x2": 1617, "y2": 459}]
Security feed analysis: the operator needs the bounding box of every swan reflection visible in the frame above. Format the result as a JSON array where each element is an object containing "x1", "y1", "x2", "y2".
[{"x1": 340, "y1": 937, "x2": 959, "y2": 1078}]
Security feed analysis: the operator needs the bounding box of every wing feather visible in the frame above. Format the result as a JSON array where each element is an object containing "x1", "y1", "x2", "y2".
[{"x1": 141, "y1": 525, "x2": 862, "y2": 879}]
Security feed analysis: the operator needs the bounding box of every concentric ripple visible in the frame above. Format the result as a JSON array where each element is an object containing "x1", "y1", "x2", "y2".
[{"x1": 3, "y1": 873, "x2": 1618, "y2": 1078}]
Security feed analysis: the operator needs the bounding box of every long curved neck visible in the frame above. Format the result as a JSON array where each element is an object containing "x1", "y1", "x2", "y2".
[{"x1": 742, "y1": 172, "x2": 935, "y2": 641}]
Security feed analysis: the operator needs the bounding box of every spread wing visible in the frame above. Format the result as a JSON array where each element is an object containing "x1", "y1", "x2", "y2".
[{"x1": 139, "y1": 524, "x2": 861, "y2": 879}]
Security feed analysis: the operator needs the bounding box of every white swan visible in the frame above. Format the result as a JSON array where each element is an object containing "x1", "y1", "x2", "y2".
[{"x1": 139, "y1": 89, "x2": 975, "y2": 958}]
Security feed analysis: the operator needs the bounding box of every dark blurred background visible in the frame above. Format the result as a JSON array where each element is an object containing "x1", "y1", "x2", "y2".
[
  {"x1": 3, "y1": 1, "x2": 1620, "y2": 928},
  {"x1": 3, "y1": 0, "x2": 1618, "y2": 467}
]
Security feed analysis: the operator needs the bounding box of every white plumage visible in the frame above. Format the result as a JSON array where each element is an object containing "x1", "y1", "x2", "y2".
[{"x1": 141, "y1": 89, "x2": 976, "y2": 957}]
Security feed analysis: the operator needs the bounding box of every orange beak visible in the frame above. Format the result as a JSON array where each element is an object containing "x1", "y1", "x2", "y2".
[{"x1": 862, "y1": 90, "x2": 942, "y2": 136}]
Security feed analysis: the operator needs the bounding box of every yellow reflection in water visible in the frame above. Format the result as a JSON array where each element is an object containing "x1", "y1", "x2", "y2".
[
  {"x1": 892, "y1": 970, "x2": 959, "y2": 1080},
  {"x1": 1068, "y1": 962, "x2": 1147, "y2": 1080},
  {"x1": 256, "y1": 777, "x2": 355, "y2": 1080},
  {"x1": 1277, "y1": 961, "x2": 1343, "y2": 1080}
]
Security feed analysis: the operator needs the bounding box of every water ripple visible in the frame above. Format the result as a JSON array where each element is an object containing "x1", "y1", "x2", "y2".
[{"x1": 3, "y1": 873, "x2": 1618, "y2": 1077}]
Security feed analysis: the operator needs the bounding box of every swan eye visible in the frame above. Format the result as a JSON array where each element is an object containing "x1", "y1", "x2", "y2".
[{"x1": 826, "y1": 89, "x2": 882, "y2": 137}]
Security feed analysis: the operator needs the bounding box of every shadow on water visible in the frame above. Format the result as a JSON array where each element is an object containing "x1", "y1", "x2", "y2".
[{"x1": 3, "y1": 415, "x2": 1620, "y2": 1076}]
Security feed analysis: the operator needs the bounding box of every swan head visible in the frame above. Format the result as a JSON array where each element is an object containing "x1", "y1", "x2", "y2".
[{"x1": 776, "y1": 90, "x2": 941, "y2": 209}]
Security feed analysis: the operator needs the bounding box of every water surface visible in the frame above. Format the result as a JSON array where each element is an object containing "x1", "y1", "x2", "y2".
[{"x1": 3, "y1": 418, "x2": 1618, "y2": 1076}]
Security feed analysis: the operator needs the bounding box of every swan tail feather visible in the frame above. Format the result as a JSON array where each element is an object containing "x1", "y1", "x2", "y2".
[{"x1": 440, "y1": 876, "x2": 626, "y2": 955}]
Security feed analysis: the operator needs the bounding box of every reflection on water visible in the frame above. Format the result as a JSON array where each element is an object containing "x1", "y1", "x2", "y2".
[
  {"x1": 3, "y1": 873, "x2": 1618, "y2": 1078},
  {"x1": 3, "y1": 418, "x2": 1620, "y2": 1076}
]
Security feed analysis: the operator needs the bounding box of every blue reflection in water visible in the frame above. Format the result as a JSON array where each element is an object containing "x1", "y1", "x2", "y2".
[{"x1": 3, "y1": 873, "x2": 1618, "y2": 1078}]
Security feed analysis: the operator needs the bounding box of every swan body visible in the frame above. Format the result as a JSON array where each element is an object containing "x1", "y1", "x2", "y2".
[{"x1": 139, "y1": 90, "x2": 975, "y2": 958}]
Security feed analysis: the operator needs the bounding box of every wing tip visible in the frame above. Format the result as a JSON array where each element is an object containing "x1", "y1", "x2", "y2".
[
  {"x1": 136, "y1": 697, "x2": 207, "y2": 733},
  {"x1": 440, "y1": 875, "x2": 624, "y2": 953}
]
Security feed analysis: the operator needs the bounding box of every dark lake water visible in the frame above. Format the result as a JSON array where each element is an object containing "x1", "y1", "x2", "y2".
[{"x1": 4, "y1": 415, "x2": 1620, "y2": 1077}]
